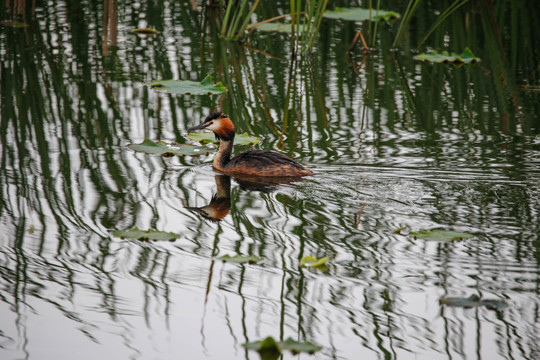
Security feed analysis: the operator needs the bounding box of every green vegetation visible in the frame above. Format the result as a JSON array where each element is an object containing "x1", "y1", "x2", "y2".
[
  {"x1": 221, "y1": 0, "x2": 261, "y2": 40},
  {"x1": 146, "y1": 75, "x2": 226, "y2": 95},
  {"x1": 415, "y1": 47, "x2": 480, "y2": 66},
  {"x1": 187, "y1": 131, "x2": 260, "y2": 145},
  {"x1": 323, "y1": 7, "x2": 400, "y2": 22},
  {"x1": 253, "y1": 22, "x2": 309, "y2": 33},
  {"x1": 128, "y1": 131, "x2": 259, "y2": 156},
  {"x1": 409, "y1": 229, "x2": 475, "y2": 242},
  {"x1": 440, "y1": 295, "x2": 508, "y2": 310},
  {"x1": 113, "y1": 228, "x2": 180, "y2": 241},
  {"x1": 243, "y1": 336, "x2": 322, "y2": 355},
  {"x1": 300, "y1": 255, "x2": 329, "y2": 269},
  {"x1": 128, "y1": 139, "x2": 210, "y2": 156},
  {"x1": 219, "y1": 254, "x2": 263, "y2": 263},
  {"x1": 132, "y1": 28, "x2": 159, "y2": 35}
]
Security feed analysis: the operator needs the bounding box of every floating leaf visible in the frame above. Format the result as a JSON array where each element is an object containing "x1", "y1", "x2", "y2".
[
  {"x1": 145, "y1": 75, "x2": 226, "y2": 95},
  {"x1": 243, "y1": 336, "x2": 280, "y2": 351},
  {"x1": 243, "y1": 337, "x2": 281, "y2": 360},
  {"x1": 128, "y1": 139, "x2": 210, "y2": 156},
  {"x1": 440, "y1": 295, "x2": 508, "y2": 311},
  {"x1": 187, "y1": 131, "x2": 260, "y2": 145},
  {"x1": 440, "y1": 294, "x2": 481, "y2": 308},
  {"x1": 113, "y1": 227, "x2": 180, "y2": 241},
  {"x1": 300, "y1": 256, "x2": 329, "y2": 268},
  {"x1": 1, "y1": 20, "x2": 29, "y2": 28},
  {"x1": 243, "y1": 336, "x2": 322, "y2": 355},
  {"x1": 409, "y1": 229, "x2": 474, "y2": 242},
  {"x1": 186, "y1": 132, "x2": 216, "y2": 144},
  {"x1": 281, "y1": 337, "x2": 323, "y2": 354},
  {"x1": 415, "y1": 48, "x2": 480, "y2": 67},
  {"x1": 219, "y1": 254, "x2": 263, "y2": 264},
  {"x1": 392, "y1": 225, "x2": 409, "y2": 234},
  {"x1": 479, "y1": 299, "x2": 509, "y2": 311},
  {"x1": 323, "y1": 7, "x2": 400, "y2": 23},
  {"x1": 132, "y1": 28, "x2": 159, "y2": 34},
  {"x1": 254, "y1": 23, "x2": 310, "y2": 33}
]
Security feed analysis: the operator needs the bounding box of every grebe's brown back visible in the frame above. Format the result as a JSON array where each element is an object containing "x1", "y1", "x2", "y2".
[{"x1": 188, "y1": 112, "x2": 313, "y2": 177}]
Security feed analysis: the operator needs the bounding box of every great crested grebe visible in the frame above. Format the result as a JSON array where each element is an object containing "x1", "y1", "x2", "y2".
[{"x1": 188, "y1": 112, "x2": 313, "y2": 177}]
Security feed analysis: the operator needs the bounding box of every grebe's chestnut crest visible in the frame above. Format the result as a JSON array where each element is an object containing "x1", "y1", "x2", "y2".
[{"x1": 188, "y1": 112, "x2": 313, "y2": 177}]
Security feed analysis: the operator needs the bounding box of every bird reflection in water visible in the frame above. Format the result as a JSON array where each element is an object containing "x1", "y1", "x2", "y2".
[
  {"x1": 186, "y1": 175, "x2": 232, "y2": 222},
  {"x1": 185, "y1": 174, "x2": 306, "y2": 222}
]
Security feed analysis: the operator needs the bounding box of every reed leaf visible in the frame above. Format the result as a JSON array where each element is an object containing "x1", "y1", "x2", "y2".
[
  {"x1": 221, "y1": 0, "x2": 261, "y2": 40},
  {"x1": 221, "y1": 0, "x2": 235, "y2": 38},
  {"x1": 288, "y1": 0, "x2": 328, "y2": 53},
  {"x1": 226, "y1": 0, "x2": 249, "y2": 39},
  {"x1": 391, "y1": 0, "x2": 422, "y2": 48},
  {"x1": 234, "y1": 0, "x2": 261, "y2": 40},
  {"x1": 371, "y1": 0, "x2": 381, "y2": 46},
  {"x1": 416, "y1": 0, "x2": 470, "y2": 48}
]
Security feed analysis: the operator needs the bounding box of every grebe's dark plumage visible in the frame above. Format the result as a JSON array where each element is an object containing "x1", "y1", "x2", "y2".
[{"x1": 188, "y1": 112, "x2": 313, "y2": 177}]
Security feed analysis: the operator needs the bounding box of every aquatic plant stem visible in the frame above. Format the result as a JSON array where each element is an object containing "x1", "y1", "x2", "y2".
[
  {"x1": 221, "y1": 0, "x2": 261, "y2": 40},
  {"x1": 392, "y1": 0, "x2": 422, "y2": 48},
  {"x1": 234, "y1": 0, "x2": 261, "y2": 39},
  {"x1": 226, "y1": 0, "x2": 248, "y2": 39},
  {"x1": 306, "y1": 0, "x2": 328, "y2": 52},
  {"x1": 416, "y1": 0, "x2": 470, "y2": 48},
  {"x1": 221, "y1": 0, "x2": 234, "y2": 38},
  {"x1": 371, "y1": 0, "x2": 381, "y2": 46}
]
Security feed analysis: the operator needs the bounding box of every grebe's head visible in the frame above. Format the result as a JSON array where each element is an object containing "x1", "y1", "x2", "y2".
[
  {"x1": 188, "y1": 112, "x2": 235, "y2": 141},
  {"x1": 185, "y1": 195, "x2": 231, "y2": 222}
]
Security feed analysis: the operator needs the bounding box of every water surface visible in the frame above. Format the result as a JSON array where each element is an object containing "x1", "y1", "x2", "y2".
[{"x1": 1, "y1": 1, "x2": 539, "y2": 359}]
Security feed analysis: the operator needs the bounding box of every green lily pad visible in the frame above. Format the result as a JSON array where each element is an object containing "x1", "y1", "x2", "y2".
[
  {"x1": 479, "y1": 299, "x2": 509, "y2": 311},
  {"x1": 243, "y1": 337, "x2": 281, "y2": 359},
  {"x1": 440, "y1": 295, "x2": 508, "y2": 311},
  {"x1": 187, "y1": 131, "x2": 260, "y2": 145},
  {"x1": 323, "y1": 7, "x2": 400, "y2": 23},
  {"x1": 146, "y1": 75, "x2": 226, "y2": 95},
  {"x1": 243, "y1": 336, "x2": 322, "y2": 355},
  {"x1": 415, "y1": 47, "x2": 480, "y2": 66},
  {"x1": 254, "y1": 23, "x2": 310, "y2": 33},
  {"x1": 113, "y1": 227, "x2": 180, "y2": 241},
  {"x1": 219, "y1": 254, "x2": 263, "y2": 264},
  {"x1": 409, "y1": 229, "x2": 474, "y2": 242},
  {"x1": 281, "y1": 337, "x2": 323, "y2": 354},
  {"x1": 243, "y1": 336, "x2": 280, "y2": 352},
  {"x1": 300, "y1": 255, "x2": 329, "y2": 268},
  {"x1": 132, "y1": 28, "x2": 159, "y2": 34},
  {"x1": 128, "y1": 139, "x2": 211, "y2": 157}
]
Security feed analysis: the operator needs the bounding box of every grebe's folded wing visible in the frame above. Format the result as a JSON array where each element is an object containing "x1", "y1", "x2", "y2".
[{"x1": 229, "y1": 149, "x2": 307, "y2": 169}]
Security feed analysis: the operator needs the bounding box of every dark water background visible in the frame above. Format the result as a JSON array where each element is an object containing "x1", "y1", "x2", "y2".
[{"x1": 1, "y1": 1, "x2": 539, "y2": 359}]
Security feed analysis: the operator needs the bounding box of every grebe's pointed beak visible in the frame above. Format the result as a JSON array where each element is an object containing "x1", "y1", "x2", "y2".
[{"x1": 187, "y1": 122, "x2": 209, "y2": 132}]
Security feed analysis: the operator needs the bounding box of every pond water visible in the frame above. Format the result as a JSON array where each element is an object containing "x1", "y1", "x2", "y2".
[{"x1": 1, "y1": 1, "x2": 539, "y2": 359}]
